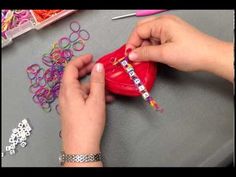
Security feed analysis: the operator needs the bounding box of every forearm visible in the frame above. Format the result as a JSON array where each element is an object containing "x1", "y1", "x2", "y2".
[{"x1": 203, "y1": 40, "x2": 234, "y2": 83}]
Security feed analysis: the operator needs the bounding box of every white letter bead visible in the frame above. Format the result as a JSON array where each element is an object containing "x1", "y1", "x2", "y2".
[
  {"x1": 12, "y1": 141, "x2": 18, "y2": 146},
  {"x1": 138, "y1": 85, "x2": 145, "y2": 91},
  {"x1": 17, "y1": 127, "x2": 23, "y2": 132},
  {"x1": 129, "y1": 71, "x2": 135, "y2": 77},
  {"x1": 20, "y1": 142, "x2": 27, "y2": 148},
  {"x1": 121, "y1": 60, "x2": 128, "y2": 66},
  {"x1": 9, "y1": 149, "x2": 15, "y2": 155},
  {"x1": 19, "y1": 132, "x2": 26, "y2": 138},
  {"x1": 18, "y1": 137, "x2": 24, "y2": 143},
  {"x1": 9, "y1": 138, "x2": 14, "y2": 143},
  {"x1": 25, "y1": 132, "x2": 30, "y2": 137},
  {"x1": 12, "y1": 128, "x2": 18, "y2": 134},
  {"x1": 18, "y1": 123, "x2": 23, "y2": 128},
  {"x1": 134, "y1": 79, "x2": 140, "y2": 84},
  {"x1": 10, "y1": 133, "x2": 17, "y2": 138},
  {"x1": 24, "y1": 123, "x2": 30, "y2": 128},
  {"x1": 22, "y1": 119, "x2": 28, "y2": 124},
  {"x1": 10, "y1": 144, "x2": 15, "y2": 150},
  {"x1": 142, "y1": 92, "x2": 150, "y2": 99},
  {"x1": 6, "y1": 146, "x2": 11, "y2": 151},
  {"x1": 2, "y1": 152, "x2": 5, "y2": 158},
  {"x1": 15, "y1": 132, "x2": 20, "y2": 138},
  {"x1": 19, "y1": 136, "x2": 26, "y2": 142},
  {"x1": 25, "y1": 126, "x2": 32, "y2": 132}
]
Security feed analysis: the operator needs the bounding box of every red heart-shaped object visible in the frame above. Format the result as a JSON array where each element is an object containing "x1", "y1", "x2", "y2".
[{"x1": 96, "y1": 44, "x2": 157, "y2": 96}]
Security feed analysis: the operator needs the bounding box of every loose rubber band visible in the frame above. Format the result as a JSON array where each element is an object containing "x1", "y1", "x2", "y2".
[
  {"x1": 70, "y1": 21, "x2": 80, "y2": 32},
  {"x1": 79, "y1": 29, "x2": 90, "y2": 40},
  {"x1": 42, "y1": 54, "x2": 53, "y2": 67},
  {"x1": 72, "y1": 40, "x2": 85, "y2": 51},
  {"x1": 69, "y1": 31, "x2": 80, "y2": 43},
  {"x1": 58, "y1": 37, "x2": 71, "y2": 49}
]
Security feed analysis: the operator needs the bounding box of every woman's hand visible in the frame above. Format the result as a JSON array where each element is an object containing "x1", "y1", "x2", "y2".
[
  {"x1": 59, "y1": 54, "x2": 113, "y2": 167},
  {"x1": 126, "y1": 15, "x2": 234, "y2": 83}
]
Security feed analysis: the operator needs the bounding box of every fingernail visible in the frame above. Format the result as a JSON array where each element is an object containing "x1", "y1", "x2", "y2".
[
  {"x1": 129, "y1": 52, "x2": 138, "y2": 61},
  {"x1": 96, "y1": 63, "x2": 103, "y2": 72}
]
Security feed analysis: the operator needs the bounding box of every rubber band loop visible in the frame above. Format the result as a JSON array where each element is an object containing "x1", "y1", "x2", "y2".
[
  {"x1": 35, "y1": 68, "x2": 45, "y2": 81},
  {"x1": 58, "y1": 37, "x2": 71, "y2": 49},
  {"x1": 73, "y1": 40, "x2": 85, "y2": 51},
  {"x1": 18, "y1": 18, "x2": 29, "y2": 25},
  {"x1": 42, "y1": 106, "x2": 52, "y2": 113},
  {"x1": 42, "y1": 54, "x2": 53, "y2": 67},
  {"x1": 61, "y1": 49, "x2": 73, "y2": 60},
  {"x1": 70, "y1": 21, "x2": 80, "y2": 32},
  {"x1": 51, "y1": 50, "x2": 62, "y2": 61},
  {"x1": 43, "y1": 68, "x2": 54, "y2": 82},
  {"x1": 27, "y1": 71, "x2": 37, "y2": 80},
  {"x1": 32, "y1": 94, "x2": 45, "y2": 104},
  {"x1": 26, "y1": 64, "x2": 41, "y2": 74},
  {"x1": 79, "y1": 29, "x2": 90, "y2": 40},
  {"x1": 29, "y1": 83, "x2": 39, "y2": 94},
  {"x1": 69, "y1": 31, "x2": 80, "y2": 43},
  {"x1": 37, "y1": 77, "x2": 46, "y2": 87}
]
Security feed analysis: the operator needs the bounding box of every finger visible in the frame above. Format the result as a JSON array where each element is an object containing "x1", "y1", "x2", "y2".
[
  {"x1": 128, "y1": 45, "x2": 168, "y2": 62},
  {"x1": 126, "y1": 19, "x2": 162, "y2": 51},
  {"x1": 126, "y1": 17, "x2": 158, "y2": 52},
  {"x1": 137, "y1": 16, "x2": 158, "y2": 26},
  {"x1": 81, "y1": 82, "x2": 115, "y2": 103},
  {"x1": 88, "y1": 63, "x2": 105, "y2": 103},
  {"x1": 62, "y1": 54, "x2": 93, "y2": 86},
  {"x1": 80, "y1": 82, "x2": 90, "y2": 95},
  {"x1": 78, "y1": 62, "x2": 95, "y2": 78},
  {"x1": 141, "y1": 40, "x2": 152, "y2": 47}
]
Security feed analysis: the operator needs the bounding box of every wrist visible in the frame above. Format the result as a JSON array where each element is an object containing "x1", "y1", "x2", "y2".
[
  {"x1": 63, "y1": 138, "x2": 101, "y2": 154},
  {"x1": 61, "y1": 127, "x2": 102, "y2": 154},
  {"x1": 63, "y1": 144, "x2": 101, "y2": 154}
]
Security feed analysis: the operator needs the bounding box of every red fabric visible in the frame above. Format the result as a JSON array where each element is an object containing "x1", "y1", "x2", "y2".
[{"x1": 96, "y1": 44, "x2": 157, "y2": 96}]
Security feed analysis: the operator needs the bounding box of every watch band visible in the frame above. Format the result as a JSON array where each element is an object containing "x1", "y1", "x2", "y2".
[{"x1": 59, "y1": 151, "x2": 102, "y2": 166}]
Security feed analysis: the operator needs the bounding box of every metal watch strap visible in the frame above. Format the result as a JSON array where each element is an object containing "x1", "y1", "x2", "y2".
[{"x1": 59, "y1": 151, "x2": 102, "y2": 165}]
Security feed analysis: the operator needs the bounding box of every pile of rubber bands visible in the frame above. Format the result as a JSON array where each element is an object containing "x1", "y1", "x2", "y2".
[
  {"x1": 32, "y1": 10, "x2": 62, "y2": 22},
  {"x1": 1, "y1": 10, "x2": 34, "y2": 39},
  {"x1": 26, "y1": 21, "x2": 90, "y2": 114}
]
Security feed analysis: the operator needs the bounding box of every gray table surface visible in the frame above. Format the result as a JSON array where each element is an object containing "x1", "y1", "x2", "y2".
[{"x1": 1, "y1": 10, "x2": 234, "y2": 167}]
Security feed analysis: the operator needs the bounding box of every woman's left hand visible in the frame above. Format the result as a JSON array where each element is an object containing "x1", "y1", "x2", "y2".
[{"x1": 59, "y1": 54, "x2": 114, "y2": 167}]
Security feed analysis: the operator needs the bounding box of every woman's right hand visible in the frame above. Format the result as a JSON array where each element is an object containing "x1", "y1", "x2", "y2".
[{"x1": 126, "y1": 15, "x2": 233, "y2": 83}]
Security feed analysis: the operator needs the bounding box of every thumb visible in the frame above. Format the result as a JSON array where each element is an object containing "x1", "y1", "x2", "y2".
[
  {"x1": 128, "y1": 45, "x2": 166, "y2": 62},
  {"x1": 88, "y1": 63, "x2": 105, "y2": 103}
]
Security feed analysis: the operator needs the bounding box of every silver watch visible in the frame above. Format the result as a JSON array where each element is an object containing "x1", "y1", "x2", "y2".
[{"x1": 59, "y1": 151, "x2": 102, "y2": 166}]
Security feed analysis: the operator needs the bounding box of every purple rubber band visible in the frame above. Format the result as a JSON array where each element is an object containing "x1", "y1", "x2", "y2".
[{"x1": 58, "y1": 37, "x2": 71, "y2": 49}]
